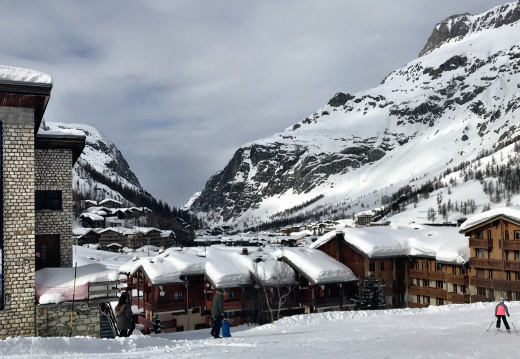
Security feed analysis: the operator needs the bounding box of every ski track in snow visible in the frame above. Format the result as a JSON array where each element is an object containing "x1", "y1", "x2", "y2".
[{"x1": 2, "y1": 302, "x2": 520, "y2": 358}]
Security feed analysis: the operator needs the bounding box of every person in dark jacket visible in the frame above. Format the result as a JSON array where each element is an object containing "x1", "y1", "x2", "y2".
[
  {"x1": 115, "y1": 288, "x2": 134, "y2": 337},
  {"x1": 495, "y1": 297, "x2": 511, "y2": 332},
  {"x1": 210, "y1": 289, "x2": 225, "y2": 338}
]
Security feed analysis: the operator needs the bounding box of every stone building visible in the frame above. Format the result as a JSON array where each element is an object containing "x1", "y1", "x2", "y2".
[{"x1": 0, "y1": 65, "x2": 116, "y2": 339}]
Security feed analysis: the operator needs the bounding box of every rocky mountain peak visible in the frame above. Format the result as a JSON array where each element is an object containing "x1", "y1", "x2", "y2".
[{"x1": 419, "y1": 1, "x2": 520, "y2": 57}]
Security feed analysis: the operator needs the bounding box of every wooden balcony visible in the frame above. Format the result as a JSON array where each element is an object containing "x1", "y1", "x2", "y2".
[
  {"x1": 301, "y1": 297, "x2": 353, "y2": 309},
  {"x1": 503, "y1": 240, "x2": 520, "y2": 250},
  {"x1": 504, "y1": 260, "x2": 520, "y2": 271},
  {"x1": 469, "y1": 238, "x2": 493, "y2": 248},
  {"x1": 409, "y1": 269, "x2": 427, "y2": 279},
  {"x1": 446, "y1": 274, "x2": 469, "y2": 286},
  {"x1": 490, "y1": 279, "x2": 520, "y2": 291},
  {"x1": 447, "y1": 292, "x2": 471, "y2": 304},
  {"x1": 134, "y1": 299, "x2": 187, "y2": 313},
  {"x1": 408, "y1": 286, "x2": 446, "y2": 299},
  {"x1": 469, "y1": 277, "x2": 491, "y2": 287},
  {"x1": 470, "y1": 258, "x2": 503, "y2": 270},
  {"x1": 408, "y1": 269, "x2": 446, "y2": 281},
  {"x1": 205, "y1": 300, "x2": 256, "y2": 312}
]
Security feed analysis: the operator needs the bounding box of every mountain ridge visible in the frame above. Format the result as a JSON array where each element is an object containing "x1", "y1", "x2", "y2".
[{"x1": 188, "y1": 1, "x2": 520, "y2": 229}]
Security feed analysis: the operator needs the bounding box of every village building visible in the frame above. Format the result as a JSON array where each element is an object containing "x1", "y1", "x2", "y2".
[
  {"x1": 311, "y1": 224, "x2": 469, "y2": 308},
  {"x1": 119, "y1": 245, "x2": 356, "y2": 331},
  {"x1": 0, "y1": 65, "x2": 119, "y2": 339},
  {"x1": 459, "y1": 207, "x2": 520, "y2": 302}
]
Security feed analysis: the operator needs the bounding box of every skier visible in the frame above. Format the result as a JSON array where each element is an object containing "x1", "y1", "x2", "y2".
[
  {"x1": 210, "y1": 288, "x2": 225, "y2": 339},
  {"x1": 495, "y1": 298, "x2": 511, "y2": 333}
]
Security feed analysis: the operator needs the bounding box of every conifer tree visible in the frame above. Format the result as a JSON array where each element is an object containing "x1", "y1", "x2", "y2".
[{"x1": 357, "y1": 274, "x2": 386, "y2": 310}]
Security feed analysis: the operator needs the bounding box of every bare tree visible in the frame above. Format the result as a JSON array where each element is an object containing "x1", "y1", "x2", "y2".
[{"x1": 252, "y1": 260, "x2": 298, "y2": 323}]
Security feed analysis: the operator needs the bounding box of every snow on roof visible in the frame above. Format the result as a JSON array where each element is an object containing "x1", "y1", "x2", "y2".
[
  {"x1": 72, "y1": 227, "x2": 97, "y2": 237},
  {"x1": 36, "y1": 263, "x2": 118, "y2": 287},
  {"x1": 0, "y1": 64, "x2": 53, "y2": 84},
  {"x1": 99, "y1": 199, "x2": 122, "y2": 205},
  {"x1": 205, "y1": 247, "x2": 252, "y2": 288},
  {"x1": 311, "y1": 224, "x2": 469, "y2": 265},
  {"x1": 79, "y1": 212, "x2": 104, "y2": 221},
  {"x1": 276, "y1": 247, "x2": 357, "y2": 284},
  {"x1": 459, "y1": 207, "x2": 520, "y2": 232}
]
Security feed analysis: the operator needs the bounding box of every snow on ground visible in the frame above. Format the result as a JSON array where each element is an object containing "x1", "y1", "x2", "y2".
[{"x1": 2, "y1": 302, "x2": 520, "y2": 358}]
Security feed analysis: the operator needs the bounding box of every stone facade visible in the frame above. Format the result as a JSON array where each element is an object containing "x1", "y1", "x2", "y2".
[
  {"x1": 36, "y1": 301, "x2": 100, "y2": 337},
  {"x1": 35, "y1": 148, "x2": 74, "y2": 267},
  {"x1": 0, "y1": 107, "x2": 37, "y2": 338}
]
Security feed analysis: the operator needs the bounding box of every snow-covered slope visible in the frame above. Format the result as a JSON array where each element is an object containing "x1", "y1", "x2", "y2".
[
  {"x1": 40, "y1": 121, "x2": 143, "y2": 205},
  {"x1": 1, "y1": 302, "x2": 519, "y2": 358},
  {"x1": 189, "y1": 1, "x2": 520, "y2": 229}
]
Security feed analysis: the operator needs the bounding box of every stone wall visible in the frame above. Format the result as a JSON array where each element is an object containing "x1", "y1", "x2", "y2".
[
  {"x1": 0, "y1": 107, "x2": 37, "y2": 338},
  {"x1": 35, "y1": 148, "x2": 74, "y2": 267},
  {"x1": 35, "y1": 302, "x2": 101, "y2": 337}
]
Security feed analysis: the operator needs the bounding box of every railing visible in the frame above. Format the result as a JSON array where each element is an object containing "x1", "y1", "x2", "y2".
[
  {"x1": 205, "y1": 300, "x2": 256, "y2": 312},
  {"x1": 470, "y1": 258, "x2": 503, "y2": 270},
  {"x1": 409, "y1": 269, "x2": 446, "y2": 281},
  {"x1": 469, "y1": 277, "x2": 491, "y2": 287},
  {"x1": 301, "y1": 297, "x2": 354, "y2": 308},
  {"x1": 408, "y1": 286, "x2": 446, "y2": 299},
  {"x1": 504, "y1": 261, "x2": 520, "y2": 271},
  {"x1": 469, "y1": 238, "x2": 493, "y2": 248},
  {"x1": 88, "y1": 281, "x2": 120, "y2": 300},
  {"x1": 138, "y1": 300, "x2": 186, "y2": 312},
  {"x1": 447, "y1": 292, "x2": 471, "y2": 303},
  {"x1": 446, "y1": 274, "x2": 469, "y2": 286},
  {"x1": 503, "y1": 240, "x2": 520, "y2": 250},
  {"x1": 490, "y1": 279, "x2": 520, "y2": 291}
]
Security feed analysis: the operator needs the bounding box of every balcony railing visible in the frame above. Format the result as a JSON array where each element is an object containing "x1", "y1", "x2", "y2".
[
  {"x1": 409, "y1": 269, "x2": 446, "y2": 281},
  {"x1": 469, "y1": 238, "x2": 493, "y2": 248},
  {"x1": 408, "y1": 286, "x2": 446, "y2": 299},
  {"x1": 469, "y1": 277, "x2": 491, "y2": 287},
  {"x1": 490, "y1": 279, "x2": 520, "y2": 291},
  {"x1": 470, "y1": 258, "x2": 503, "y2": 270},
  {"x1": 503, "y1": 240, "x2": 520, "y2": 250},
  {"x1": 447, "y1": 292, "x2": 471, "y2": 303},
  {"x1": 205, "y1": 300, "x2": 256, "y2": 312},
  {"x1": 301, "y1": 297, "x2": 354, "y2": 308},
  {"x1": 408, "y1": 302, "x2": 429, "y2": 309},
  {"x1": 446, "y1": 274, "x2": 469, "y2": 286},
  {"x1": 504, "y1": 261, "x2": 520, "y2": 271}
]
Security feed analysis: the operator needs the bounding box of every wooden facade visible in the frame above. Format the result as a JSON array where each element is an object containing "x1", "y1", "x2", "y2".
[
  {"x1": 315, "y1": 232, "x2": 470, "y2": 308},
  {"x1": 461, "y1": 214, "x2": 520, "y2": 302}
]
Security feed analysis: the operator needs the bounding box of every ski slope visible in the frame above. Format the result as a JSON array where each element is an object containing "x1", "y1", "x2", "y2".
[{"x1": 1, "y1": 302, "x2": 519, "y2": 358}]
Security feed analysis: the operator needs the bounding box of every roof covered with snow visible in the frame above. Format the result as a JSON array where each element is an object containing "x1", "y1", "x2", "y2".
[
  {"x1": 311, "y1": 224, "x2": 469, "y2": 265},
  {"x1": 459, "y1": 207, "x2": 520, "y2": 232},
  {"x1": 0, "y1": 64, "x2": 53, "y2": 85}
]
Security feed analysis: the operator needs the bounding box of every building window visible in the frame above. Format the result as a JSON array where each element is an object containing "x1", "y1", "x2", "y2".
[
  {"x1": 516, "y1": 231, "x2": 520, "y2": 240},
  {"x1": 505, "y1": 230, "x2": 510, "y2": 240},
  {"x1": 369, "y1": 263, "x2": 375, "y2": 272},
  {"x1": 380, "y1": 263, "x2": 384, "y2": 271},
  {"x1": 477, "y1": 269, "x2": 485, "y2": 277},
  {"x1": 507, "y1": 271, "x2": 512, "y2": 281},
  {"x1": 477, "y1": 231, "x2": 484, "y2": 239},
  {"x1": 436, "y1": 298, "x2": 444, "y2": 306},
  {"x1": 476, "y1": 249, "x2": 485, "y2": 258},
  {"x1": 477, "y1": 287, "x2": 486, "y2": 296},
  {"x1": 424, "y1": 296, "x2": 430, "y2": 304},
  {"x1": 436, "y1": 262, "x2": 442, "y2": 271},
  {"x1": 436, "y1": 281, "x2": 443, "y2": 289},
  {"x1": 174, "y1": 292, "x2": 183, "y2": 302},
  {"x1": 489, "y1": 270, "x2": 493, "y2": 279},
  {"x1": 506, "y1": 251, "x2": 511, "y2": 260},
  {"x1": 422, "y1": 262, "x2": 428, "y2": 270},
  {"x1": 460, "y1": 285, "x2": 466, "y2": 294},
  {"x1": 487, "y1": 230, "x2": 492, "y2": 239},
  {"x1": 35, "y1": 190, "x2": 62, "y2": 210},
  {"x1": 227, "y1": 291, "x2": 235, "y2": 300}
]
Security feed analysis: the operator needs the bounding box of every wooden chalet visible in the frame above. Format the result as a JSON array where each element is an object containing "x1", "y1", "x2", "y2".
[
  {"x1": 312, "y1": 225, "x2": 469, "y2": 309},
  {"x1": 460, "y1": 207, "x2": 520, "y2": 302}
]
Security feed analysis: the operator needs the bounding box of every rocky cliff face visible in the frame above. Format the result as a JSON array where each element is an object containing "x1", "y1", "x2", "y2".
[{"x1": 190, "y1": 1, "x2": 520, "y2": 228}]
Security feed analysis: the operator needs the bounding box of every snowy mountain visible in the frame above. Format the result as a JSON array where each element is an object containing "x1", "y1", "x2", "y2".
[
  {"x1": 189, "y1": 1, "x2": 520, "y2": 229},
  {"x1": 40, "y1": 121, "x2": 144, "y2": 206},
  {"x1": 1, "y1": 301, "x2": 519, "y2": 358}
]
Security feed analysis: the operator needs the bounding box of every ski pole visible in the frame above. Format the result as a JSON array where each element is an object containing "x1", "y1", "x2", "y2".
[
  {"x1": 487, "y1": 319, "x2": 495, "y2": 331},
  {"x1": 512, "y1": 321, "x2": 518, "y2": 334}
]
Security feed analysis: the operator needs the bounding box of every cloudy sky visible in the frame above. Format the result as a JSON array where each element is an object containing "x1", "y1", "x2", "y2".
[{"x1": 0, "y1": 0, "x2": 510, "y2": 207}]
